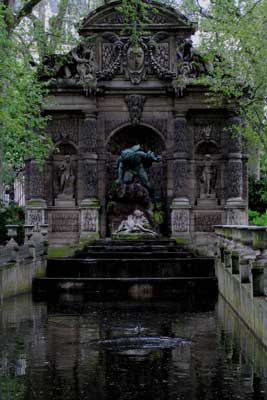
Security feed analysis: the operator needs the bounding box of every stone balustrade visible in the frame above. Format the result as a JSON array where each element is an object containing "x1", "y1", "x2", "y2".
[
  {"x1": 215, "y1": 225, "x2": 267, "y2": 296},
  {"x1": 0, "y1": 224, "x2": 48, "y2": 301},
  {"x1": 215, "y1": 225, "x2": 267, "y2": 348}
]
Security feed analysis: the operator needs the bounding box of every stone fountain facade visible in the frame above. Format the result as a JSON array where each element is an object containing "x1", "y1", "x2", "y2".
[{"x1": 25, "y1": 1, "x2": 248, "y2": 246}]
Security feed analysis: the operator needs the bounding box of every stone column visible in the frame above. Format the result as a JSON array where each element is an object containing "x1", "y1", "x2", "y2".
[
  {"x1": 79, "y1": 112, "x2": 100, "y2": 241},
  {"x1": 225, "y1": 115, "x2": 247, "y2": 224},
  {"x1": 171, "y1": 112, "x2": 191, "y2": 239},
  {"x1": 25, "y1": 160, "x2": 47, "y2": 231}
]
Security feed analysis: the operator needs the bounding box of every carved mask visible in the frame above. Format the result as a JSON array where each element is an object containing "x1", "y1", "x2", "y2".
[{"x1": 127, "y1": 46, "x2": 145, "y2": 73}]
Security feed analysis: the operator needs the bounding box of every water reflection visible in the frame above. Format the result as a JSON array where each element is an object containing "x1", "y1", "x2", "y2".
[{"x1": 0, "y1": 293, "x2": 267, "y2": 399}]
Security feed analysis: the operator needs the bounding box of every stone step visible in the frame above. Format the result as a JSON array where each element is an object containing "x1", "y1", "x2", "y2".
[
  {"x1": 91, "y1": 239, "x2": 178, "y2": 246},
  {"x1": 78, "y1": 246, "x2": 185, "y2": 254},
  {"x1": 33, "y1": 276, "x2": 217, "y2": 298},
  {"x1": 74, "y1": 251, "x2": 193, "y2": 259},
  {"x1": 47, "y1": 257, "x2": 215, "y2": 278}
]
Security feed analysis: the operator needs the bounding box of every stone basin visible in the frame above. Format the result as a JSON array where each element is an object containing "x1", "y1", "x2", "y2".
[{"x1": 91, "y1": 336, "x2": 192, "y2": 351}]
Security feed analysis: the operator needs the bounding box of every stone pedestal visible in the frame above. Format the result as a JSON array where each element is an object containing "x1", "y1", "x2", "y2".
[
  {"x1": 55, "y1": 194, "x2": 75, "y2": 207},
  {"x1": 48, "y1": 207, "x2": 80, "y2": 245},
  {"x1": 80, "y1": 198, "x2": 101, "y2": 243},
  {"x1": 25, "y1": 160, "x2": 47, "y2": 231},
  {"x1": 225, "y1": 198, "x2": 247, "y2": 225},
  {"x1": 26, "y1": 199, "x2": 47, "y2": 231},
  {"x1": 171, "y1": 198, "x2": 191, "y2": 240},
  {"x1": 197, "y1": 193, "x2": 218, "y2": 207}
]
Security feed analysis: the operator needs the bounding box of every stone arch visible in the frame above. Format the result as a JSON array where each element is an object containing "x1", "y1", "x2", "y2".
[
  {"x1": 105, "y1": 123, "x2": 167, "y2": 200},
  {"x1": 195, "y1": 140, "x2": 219, "y2": 155},
  {"x1": 105, "y1": 122, "x2": 166, "y2": 152},
  {"x1": 55, "y1": 141, "x2": 78, "y2": 155}
]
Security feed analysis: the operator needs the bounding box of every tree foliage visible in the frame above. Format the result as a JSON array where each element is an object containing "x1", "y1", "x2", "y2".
[
  {"x1": 0, "y1": 0, "x2": 101, "y2": 182},
  {"x1": 180, "y1": 0, "x2": 267, "y2": 158},
  {"x1": 0, "y1": 4, "x2": 53, "y2": 181}
]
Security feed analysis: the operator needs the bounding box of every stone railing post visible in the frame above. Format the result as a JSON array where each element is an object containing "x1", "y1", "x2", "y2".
[
  {"x1": 239, "y1": 257, "x2": 253, "y2": 284},
  {"x1": 79, "y1": 111, "x2": 100, "y2": 242},
  {"x1": 24, "y1": 225, "x2": 34, "y2": 242},
  {"x1": 252, "y1": 264, "x2": 265, "y2": 296},
  {"x1": 224, "y1": 249, "x2": 232, "y2": 270},
  {"x1": 220, "y1": 245, "x2": 225, "y2": 264},
  {"x1": 171, "y1": 112, "x2": 191, "y2": 239},
  {"x1": 6, "y1": 225, "x2": 19, "y2": 262},
  {"x1": 231, "y1": 251, "x2": 240, "y2": 274}
]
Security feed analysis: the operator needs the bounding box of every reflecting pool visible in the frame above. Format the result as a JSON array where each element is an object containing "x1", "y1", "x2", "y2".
[{"x1": 1, "y1": 293, "x2": 267, "y2": 399}]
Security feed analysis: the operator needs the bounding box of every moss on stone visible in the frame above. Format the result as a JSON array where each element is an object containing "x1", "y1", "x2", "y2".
[
  {"x1": 112, "y1": 233, "x2": 158, "y2": 240},
  {"x1": 48, "y1": 245, "x2": 78, "y2": 258},
  {"x1": 26, "y1": 200, "x2": 45, "y2": 207},
  {"x1": 80, "y1": 198, "x2": 100, "y2": 208},
  {"x1": 0, "y1": 262, "x2": 16, "y2": 271},
  {"x1": 79, "y1": 233, "x2": 100, "y2": 248},
  {"x1": 174, "y1": 236, "x2": 189, "y2": 245}
]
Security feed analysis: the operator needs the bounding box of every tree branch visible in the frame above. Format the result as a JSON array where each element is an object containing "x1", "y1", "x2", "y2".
[{"x1": 15, "y1": 0, "x2": 43, "y2": 27}]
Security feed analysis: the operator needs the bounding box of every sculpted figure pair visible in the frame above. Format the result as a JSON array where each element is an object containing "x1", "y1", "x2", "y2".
[
  {"x1": 116, "y1": 144, "x2": 161, "y2": 200},
  {"x1": 115, "y1": 210, "x2": 157, "y2": 236}
]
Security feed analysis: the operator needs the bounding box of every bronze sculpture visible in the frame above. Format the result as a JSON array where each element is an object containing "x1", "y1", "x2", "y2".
[{"x1": 116, "y1": 145, "x2": 161, "y2": 200}]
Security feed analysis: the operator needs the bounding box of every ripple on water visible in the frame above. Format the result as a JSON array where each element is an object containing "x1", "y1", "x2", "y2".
[{"x1": 92, "y1": 336, "x2": 192, "y2": 351}]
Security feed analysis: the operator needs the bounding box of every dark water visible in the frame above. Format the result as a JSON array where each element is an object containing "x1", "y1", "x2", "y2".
[{"x1": 1, "y1": 293, "x2": 267, "y2": 400}]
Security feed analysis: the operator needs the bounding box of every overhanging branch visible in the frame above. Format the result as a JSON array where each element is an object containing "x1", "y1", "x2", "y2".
[{"x1": 15, "y1": 0, "x2": 43, "y2": 27}]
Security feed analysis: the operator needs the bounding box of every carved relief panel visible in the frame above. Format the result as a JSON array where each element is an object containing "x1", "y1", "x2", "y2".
[
  {"x1": 227, "y1": 160, "x2": 243, "y2": 198},
  {"x1": 194, "y1": 213, "x2": 222, "y2": 232},
  {"x1": 80, "y1": 117, "x2": 97, "y2": 153},
  {"x1": 26, "y1": 161, "x2": 44, "y2": 200},
  {"x1": 173, "y1": 160, "x2": 187, "y2": 197},
  {"x1": 193, "y1": 120, "x2": 221, "y2": 153},
  {"x1": 172, "y1": 210, "x2": 189, "y2": 233},
  {"x1": 47, "y1": 116, "x2": 80, "y2": 144},
  {"x1": 98, "y1": 32, "x2": 174, "y2": 84},
  {"x1": 81, "y1": 209, "x2": 98, "y2": 232},
  {"x1": 50, "y1": 211, "x2": 79, "y2": 233},
  {"x1": 173, "y1": 118, "x2": 188, "y2": 153},
  {"x1": 79, "y1": 161, "x2": 98, "y2": 199}
]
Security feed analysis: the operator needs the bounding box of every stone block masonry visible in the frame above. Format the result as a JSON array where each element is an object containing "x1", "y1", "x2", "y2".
[
  {"x1": 0, "y1": 234, "x2": 47, "y2": 302},
  {"x1": 215, "y1": 225, "x2": 267, "y2": 349}
]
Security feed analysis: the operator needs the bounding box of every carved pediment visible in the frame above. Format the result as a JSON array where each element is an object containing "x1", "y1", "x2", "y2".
[
  {"x1": 46, "y1": 32, "x2": 175, "y2": 86},
  {"x1": 81, "y1": 1, "x2": 195, "y2": 33},
  {"x1": 42, "y1": 3, "x2": 211, "y2": 95}
]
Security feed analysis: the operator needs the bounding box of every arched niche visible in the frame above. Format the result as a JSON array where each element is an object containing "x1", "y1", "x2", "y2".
[
  {"x1": 194, "y1": 141, "x2": 223, "y2": 206},
  {"x1": 195, "y1": 140, "x2": 219, "y2": 155},
  {"x1": 106, "y1": 124, "x2": 167, "y2": 200}
]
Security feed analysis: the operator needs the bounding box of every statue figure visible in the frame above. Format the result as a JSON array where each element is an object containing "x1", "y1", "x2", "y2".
[
  {"x1": 72, "y1": 42, "x2": 95, "y2": 82},
  {"x1": 58, "y1": 155, "x2": 76, "y2": 196},
  {"x1": 115, "y1": 210, "x2": 157, "y2": 236},
  {"x1": 200, "y1": 154, "x2": 216, "y2": 196},
  {"x1": 116, "y1": 144, "x2": 161, "y2": 200}
]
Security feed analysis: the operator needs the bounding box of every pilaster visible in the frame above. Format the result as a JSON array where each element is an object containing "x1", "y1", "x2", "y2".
[{"x1": 171, "y1": 112, "x2": 191, "y2": 239}]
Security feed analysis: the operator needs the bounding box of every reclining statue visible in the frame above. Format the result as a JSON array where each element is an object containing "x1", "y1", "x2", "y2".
[
  {"x1": 115, "y1": 210, "x2": 158, "y2": 236},
  {"x1": 116, "y1": 144, "x2": 161, "y2": 200}
]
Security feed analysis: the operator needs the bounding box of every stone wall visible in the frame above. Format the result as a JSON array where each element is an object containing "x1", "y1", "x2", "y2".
[
  {"x1": 0, "y1": 240, "x2": 47, "y2": 302},
  {"x1": 26, "y1": 1, "x2": 248, "y2": 246},
  {"x1": 215, "y1": 225, "x2": 267, "y2": 349}
]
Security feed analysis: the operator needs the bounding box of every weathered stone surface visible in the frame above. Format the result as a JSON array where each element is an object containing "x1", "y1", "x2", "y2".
[{"x1": 32, "y1": 1, "x2": 247, "y2": 245}]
